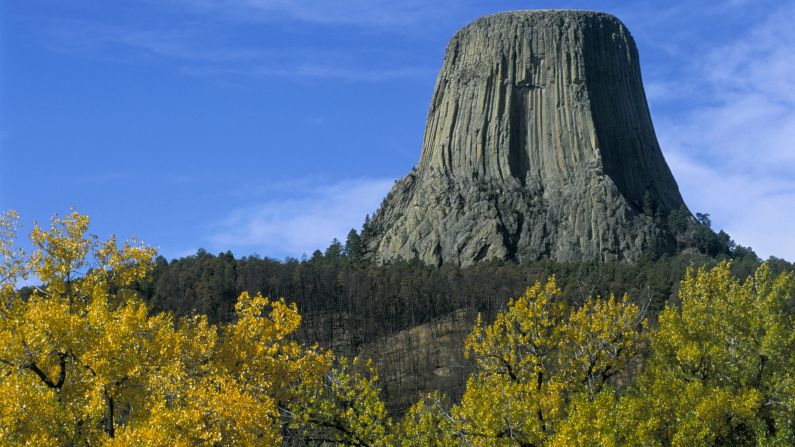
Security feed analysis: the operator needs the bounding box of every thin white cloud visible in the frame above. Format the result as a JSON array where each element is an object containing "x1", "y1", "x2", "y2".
[
  {"x1": 44, "y1": 21, "x2": 430, "y2": 82},
  {"x1": 104, "y1": 28, "x2": 268, "y2": 62},
  {"x1": 163, "y1": 0, "x2": 464, "y2": 29},
  {"x1": 657, "y1": 1, "x2": 795, "y2": 260},
  {"x1": 207, "y1": 178, "x2": 393, "y2": 258},
  {"x1": 41, "y1": 21, "x2": 267, "y2": 63},
  {"x1": 181, "y1": 64, "x2": 432, "y2": 82}
]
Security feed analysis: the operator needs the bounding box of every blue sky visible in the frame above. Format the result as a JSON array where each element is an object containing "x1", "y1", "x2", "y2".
[{"x1": 1, "y1": 0, "x2": 794, "y2": 261}]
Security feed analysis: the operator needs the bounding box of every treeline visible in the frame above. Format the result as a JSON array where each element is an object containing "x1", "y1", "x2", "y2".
[
  {"x1": 138, "y1": 237, "x2": 779, "y2": 348},
  {"x1": 138, "y1": 206, "x2": 775, "y2": 339}
]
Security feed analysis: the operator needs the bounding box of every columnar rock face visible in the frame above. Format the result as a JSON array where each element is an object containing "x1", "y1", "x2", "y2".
[{"x1": 367, "y1": 10, "x2": 689, "y2": 266}]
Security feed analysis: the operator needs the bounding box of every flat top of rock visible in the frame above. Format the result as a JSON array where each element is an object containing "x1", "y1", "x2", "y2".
[
  {"x1": 459, "y1": 9, "x2": 625, "y2": 33},
  {"x1": 468, "y1": 9, "x2": 620, "y2": 20}
]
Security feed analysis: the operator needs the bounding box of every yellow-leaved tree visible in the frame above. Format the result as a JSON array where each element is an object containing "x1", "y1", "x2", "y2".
[
  {"x1": 620, "y1": 262, "x2": 795, "y2": 446},
  {"x1": 0, "y1": 211, "x2": 392, "y2": 446},
  {"x1": 400, "y1": 264, "x2": 795, "y2": 447},
  {"x1": 401, "y1": 278, "x2": 644, "y2": 446},
  {"x1": 284, "y1": 357, "x2": 394, "y2": 446}
]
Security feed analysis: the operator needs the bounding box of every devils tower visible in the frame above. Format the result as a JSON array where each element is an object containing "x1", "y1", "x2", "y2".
[{"x1": 365, "y1": 10, "x2": 689, "y2": 267}]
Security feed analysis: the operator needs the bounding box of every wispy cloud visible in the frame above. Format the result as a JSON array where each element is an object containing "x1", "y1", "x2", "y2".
[
  {"x1": 656, "y1": 1, "x2": 795, "y2": 260},
  {"x1": 43, "y1": 19, "x2": 431, "y2": 82},
  {"x1": 161, "y1": 0, "x2": 465, "y2": 29},
  {"x1": 99, "y1": 28, "x2": 268, "y2": 62},
  {"x1": 181, "y1": 64, "x2": 432, "y2": 82},
  {"x1": 207, "y1": 178, "x2": 393, "y2": 258}
]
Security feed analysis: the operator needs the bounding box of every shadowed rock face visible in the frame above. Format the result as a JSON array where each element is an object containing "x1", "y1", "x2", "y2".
[{"x1": 367, "y1": 10, "x2": 689, "y2": 266}]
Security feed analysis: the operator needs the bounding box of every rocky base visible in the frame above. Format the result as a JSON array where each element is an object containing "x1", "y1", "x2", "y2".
[{"x1": 368, "y1": 166, "x2": 673, "y2": 267}]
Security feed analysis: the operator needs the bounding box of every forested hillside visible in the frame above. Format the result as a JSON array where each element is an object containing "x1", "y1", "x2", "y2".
[{"x1": 132, "y1": 228, "x2": 785, "y2": 414}]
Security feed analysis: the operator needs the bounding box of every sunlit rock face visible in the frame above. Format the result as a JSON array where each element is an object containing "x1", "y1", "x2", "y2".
[{"x1": 367, "y1": 10, "x2": 688, "y2": 266}]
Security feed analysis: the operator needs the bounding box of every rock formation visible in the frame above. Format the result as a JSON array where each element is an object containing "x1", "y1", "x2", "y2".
[{"x1": 366, "y1": 10, "x2": 689, "y2": 266}]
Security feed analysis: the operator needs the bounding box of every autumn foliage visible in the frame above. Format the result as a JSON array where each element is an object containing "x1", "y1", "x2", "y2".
[
  {"x1": 1, "y1": 211, "x2": 793, "y2": 446},
  {"x1": 0, "y1": 211, "x2": 334, "y2": 445}
]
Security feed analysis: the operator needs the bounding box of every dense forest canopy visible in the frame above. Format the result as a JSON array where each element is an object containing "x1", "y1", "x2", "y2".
[{"x1": 137, "y1": 220, "x2": 774, "y2": 344}]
